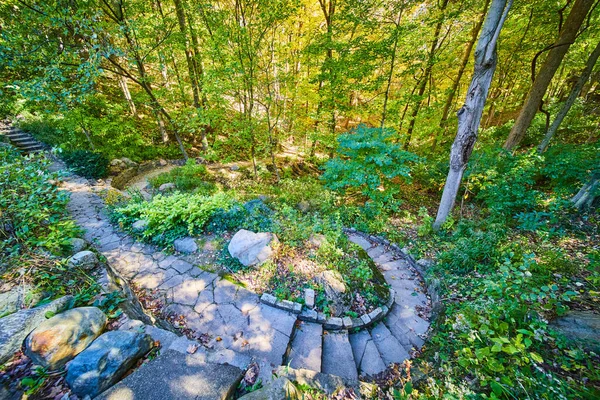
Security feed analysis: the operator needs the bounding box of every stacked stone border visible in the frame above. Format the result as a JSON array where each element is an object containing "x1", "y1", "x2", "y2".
[{"x1": 343, "y1": 228, "x2": 443, "y2": 321}]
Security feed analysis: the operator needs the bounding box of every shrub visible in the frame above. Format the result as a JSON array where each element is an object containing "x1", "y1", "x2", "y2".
[
  {"x1": 149, "y1": 160, "x2": 216, "y2": 194},
  {"x1": 0, "y1": 147, "x2": 80, "y2": 258},
  {"x1": 62, "y1": 150, "x2": 109, "y2": 179},
  {"x1": 112, "y1": 192, "x2": 235, "y2": 246},
  {"x1": 321, "y1": 124, "x2": 419, "y2": 203}
]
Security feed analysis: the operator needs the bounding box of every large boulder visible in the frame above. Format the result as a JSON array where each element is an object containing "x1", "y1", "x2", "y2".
[
  {"x1": 173, "y1": 237, "x2": 198, "y2": 254},
  {"x1": 228, "y1": 229, "x2": 279, "y2": 267},
  {"x1": 0, "y1": 296, "x2": 73, "y2": 364},
  {"x1": 112, "y1": 167, "x2": 139, "y2": 190},
  {"x1": 109, "y1": 159, "x2": 127, "y2": 175},
  {"x1": 315, "y1": 270, "x2": 348, "y2": 316},
  {"x1": 0, "y1": 284, "x2": 41, "y2": 318},
  {"x1": 24, "y1": 307, "x2": 107, "y2": 370},
  {"x1": 66, "y1": 330, "x2": 153, "y2": 398},
  {"x1": 68, "y1": 250, "x2": 98, "y2": 270}
]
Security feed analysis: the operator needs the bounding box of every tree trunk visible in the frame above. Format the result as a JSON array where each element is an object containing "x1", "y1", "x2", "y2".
[
  {"x1": 404, "y1": 0, "x2": 449, "y2": 150},
  {"x1": 503, "y1": 0, "x2": 594, "y2": 150},
  {"x1": 381, "y1": 11, "x2": 403, "y2": 130},
  {"x1": 572, "y1": 173, "x2": 599, "y2": 210},
  {"x1": 434, "y1": 0, "x2": 490, "y2": 152},
  {"x1": 538, "y1": 40, "x2": 600, "y2": 153},
  {"x1": 433, "y1": 0, "x2": 513, "y2": 231},
  {"x1": 117, "y1": 74, "x2": 138, "y2": 117}
]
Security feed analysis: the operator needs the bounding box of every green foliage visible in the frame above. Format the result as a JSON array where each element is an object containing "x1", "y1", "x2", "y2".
[
  {"x1": 149, "y1": 160, "x2": 216, "y2": 194},
  {"x1": 0, "y1": 147, "x2": 80, "y2": 257},
  {"x1": 322, "y1": 125, "x2": 419, "y2": 203},
  {"x1": 111, "y1": 192, "x2": 235, "y2": 247},
  {"x1": 62, "y1": 149, "x2": 109, "y2": 179}
]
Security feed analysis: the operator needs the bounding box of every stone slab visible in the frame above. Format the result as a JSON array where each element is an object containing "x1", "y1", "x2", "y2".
[
  {"x1": 322, "y1": 331, "x2": 358, "y2": 382},
  {"x1": 288, "y1": 322, "x2": 322, "y2": 372},
  {"x1": 96, "y1": 350, "x2": 244, "y2": 400}
]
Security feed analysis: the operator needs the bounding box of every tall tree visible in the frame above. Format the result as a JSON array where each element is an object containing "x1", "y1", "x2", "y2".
[
  {"x1": 538, "y1": 39, "x2": 600, "y2": 152},
  {"x1": 433, "y1": 0, "x2": 513, "y2": 231},
  {"x1": 503, "y1": 0, "x2": 595, "y2": 150},
  {"x1": 403, "y1": 0, "x2": 449, "y2": 150},
  {"x1": 434, "y1": 0, "x2": 490, "y2": 152}
]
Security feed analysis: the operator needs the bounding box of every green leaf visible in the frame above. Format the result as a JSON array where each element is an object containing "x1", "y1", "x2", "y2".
[{"x1": 529, "y1": 352, "x2": 543, "y2": 363}]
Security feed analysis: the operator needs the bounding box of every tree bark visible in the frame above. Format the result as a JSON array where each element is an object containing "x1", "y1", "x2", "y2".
[
  {"x1": 434, "y1": 0, "x2": 490, "y2": 152},
  {"x1": 433, "y1": 0, "x2": 513, "y2": 231},
  {"x1": 571, "y1": 173, "x2": 599, "y2": 210},
  {"x1": 381, "y1": 11, "x2": 403, "y2": 130},
  {"x1": 117, "y1": 74, "x2": 138, "y2": 117},
  {"x1": 538, "y1": 40, "x2": 600, "y2": 153},
  {"x1": 503, "y1": 0, "x2": 595, "y2": 150}
]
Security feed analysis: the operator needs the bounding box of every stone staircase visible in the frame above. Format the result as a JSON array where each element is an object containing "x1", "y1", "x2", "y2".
[
  {"x1": 283, "y1": 234, "x2": 431, "y2": 380},
  {"x1": 0, "y1": 123, "x2": 45, "y2": 154}
]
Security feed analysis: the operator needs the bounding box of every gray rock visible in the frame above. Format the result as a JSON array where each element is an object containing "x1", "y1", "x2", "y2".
[
  {"x1": 25, "y1": 307, "x2": 107, "y2": 370},
  {"x1": 304, "y1": 288, "x2": 315, "y2": 309},
  {"x1": 158, "y1": 182, "x2": 176, "y2": 192},
  {"x1": 238, "y1": 376, "x2": 299, "y2": 400},
  {"x1": 228, "y1": 229, "x2": 279, "y2": 267},
  {"x1": 66, "y1": 330, "x2": 153, "y2": 398},
  {"x1": 275, "y1": 366, "x2": 350, "y2": 396},
  {"x1": 308, "y1": 234, "x2": 326, "y2": 248},
  {"x1": 173, "y1": 237, "x2": 198, "y2": 254},
  {"x1": 69, "y1": 238, "x2": 87, "y2": 253},
  {"x1": 109, "y1": 159, "x2": 127, "y2": 175},
  {"x1": 416, "y1": 258, "x2": 434, "y2": 270},
  {"x1": 95, "y1": 350, "x2": 244, "y2": 400},
  {"x1": 112, "y1": 167, "x2": 139, "y2": 190},
  {"x1": 68, "y1": 250, "x2": 98, "y2": 270},
  {"x1": 0, "y1": 284, "x2": 40, "y2": 318},
  {"x1": 0, "y1": 296, "x2": 73, "y2": 364},
  {"x1": 549, "y1": 311, "x2": 600, "y2": 352},
  {"x1": 324, "y1": 317, "x2": 343, "y2": 330},
  {"x1": 316, "y1": 270, "x2": 348, "y2": 316},
  {"x1": 131, "y1": 220, "x2": 148, "y2": 233},
  {"x1": 121, "y1": 157, "x2": 137, "y2": 167},
  {"x1": 230, "y1": 164, "x2": 240, "y2": 171}
]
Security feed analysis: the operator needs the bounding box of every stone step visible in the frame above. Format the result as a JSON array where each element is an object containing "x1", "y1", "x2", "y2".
[
  {"x1": 11, "y1": 138, "x2": 37, "y2": 145},
  {"x1": 286, "y1": 321, "x2": 322, "y2": 372},
  {"x1": 370, "y1": 322, "x2": 410, "y2": 367},
  {"x1": 321, "y1": 330, "x2": 358, "y2": 382},
  {"x1": 347, "y1": 234, "x2": 372, "y2": 250},
  {"x1": 349, "y1": 330, "x2": 386, "y2": 377},
  {"x1": 96, "y1": 350, "x2": 244, "y2": 400},
  {"x1": 6, "y1": 133, "x2": 30, "y2": 140},
  {"x1": 384, "y1": 303, "x2": 429, "y2": 352}
]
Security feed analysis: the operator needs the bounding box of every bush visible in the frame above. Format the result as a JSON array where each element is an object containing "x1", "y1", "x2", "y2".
[
  {"x1": 149, "y1": 160, "x2": 216, "y2": 194},
  {"x1": 62, "y1": 150, "x2": 109, "y2": 179},
  {"x1": 0, "y1": 147, "x2": 80, "y2": 258},
  {"x1": 111, "y1": 192, "x2": 235, "y2": 247},
  {"x1": 321, "y1": 124, "x2": 419, "y2": 203}
]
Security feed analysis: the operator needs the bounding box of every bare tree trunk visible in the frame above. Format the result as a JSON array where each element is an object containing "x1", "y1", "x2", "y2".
[
  {"x1": 504, "y1": 0, "x2": 595, "y2": 150},
  {"x1": 434, "y1": 0, "x2": 513, "y2": 231},
  {"x1": 571, "y1": 173, "x2": 599, "y2": 210},
  {"x1": 404, "y1": 0, "x2": 449, "y2": 150},
  {"x1": 434, "y1": 0, "x2": 490, "y2": 152},
  {"x1": 538, "y1": 40, "x2": 600, "y2": 153},
  {"x1": 381, "y1": 11, "x2": 403, "y2": 130},
  {"x1": 118, "y1": 74, "x2": 138, "y2": 117}
]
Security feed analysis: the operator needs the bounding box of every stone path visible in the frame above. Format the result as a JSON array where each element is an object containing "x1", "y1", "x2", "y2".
[{"x1": 54, "y1": 148, "x2": 432, "y2": 390}]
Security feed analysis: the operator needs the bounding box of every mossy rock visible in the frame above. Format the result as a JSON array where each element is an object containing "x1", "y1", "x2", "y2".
[{"x1": 112, "y1": 167, "x2": 139, "y2": 190}]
